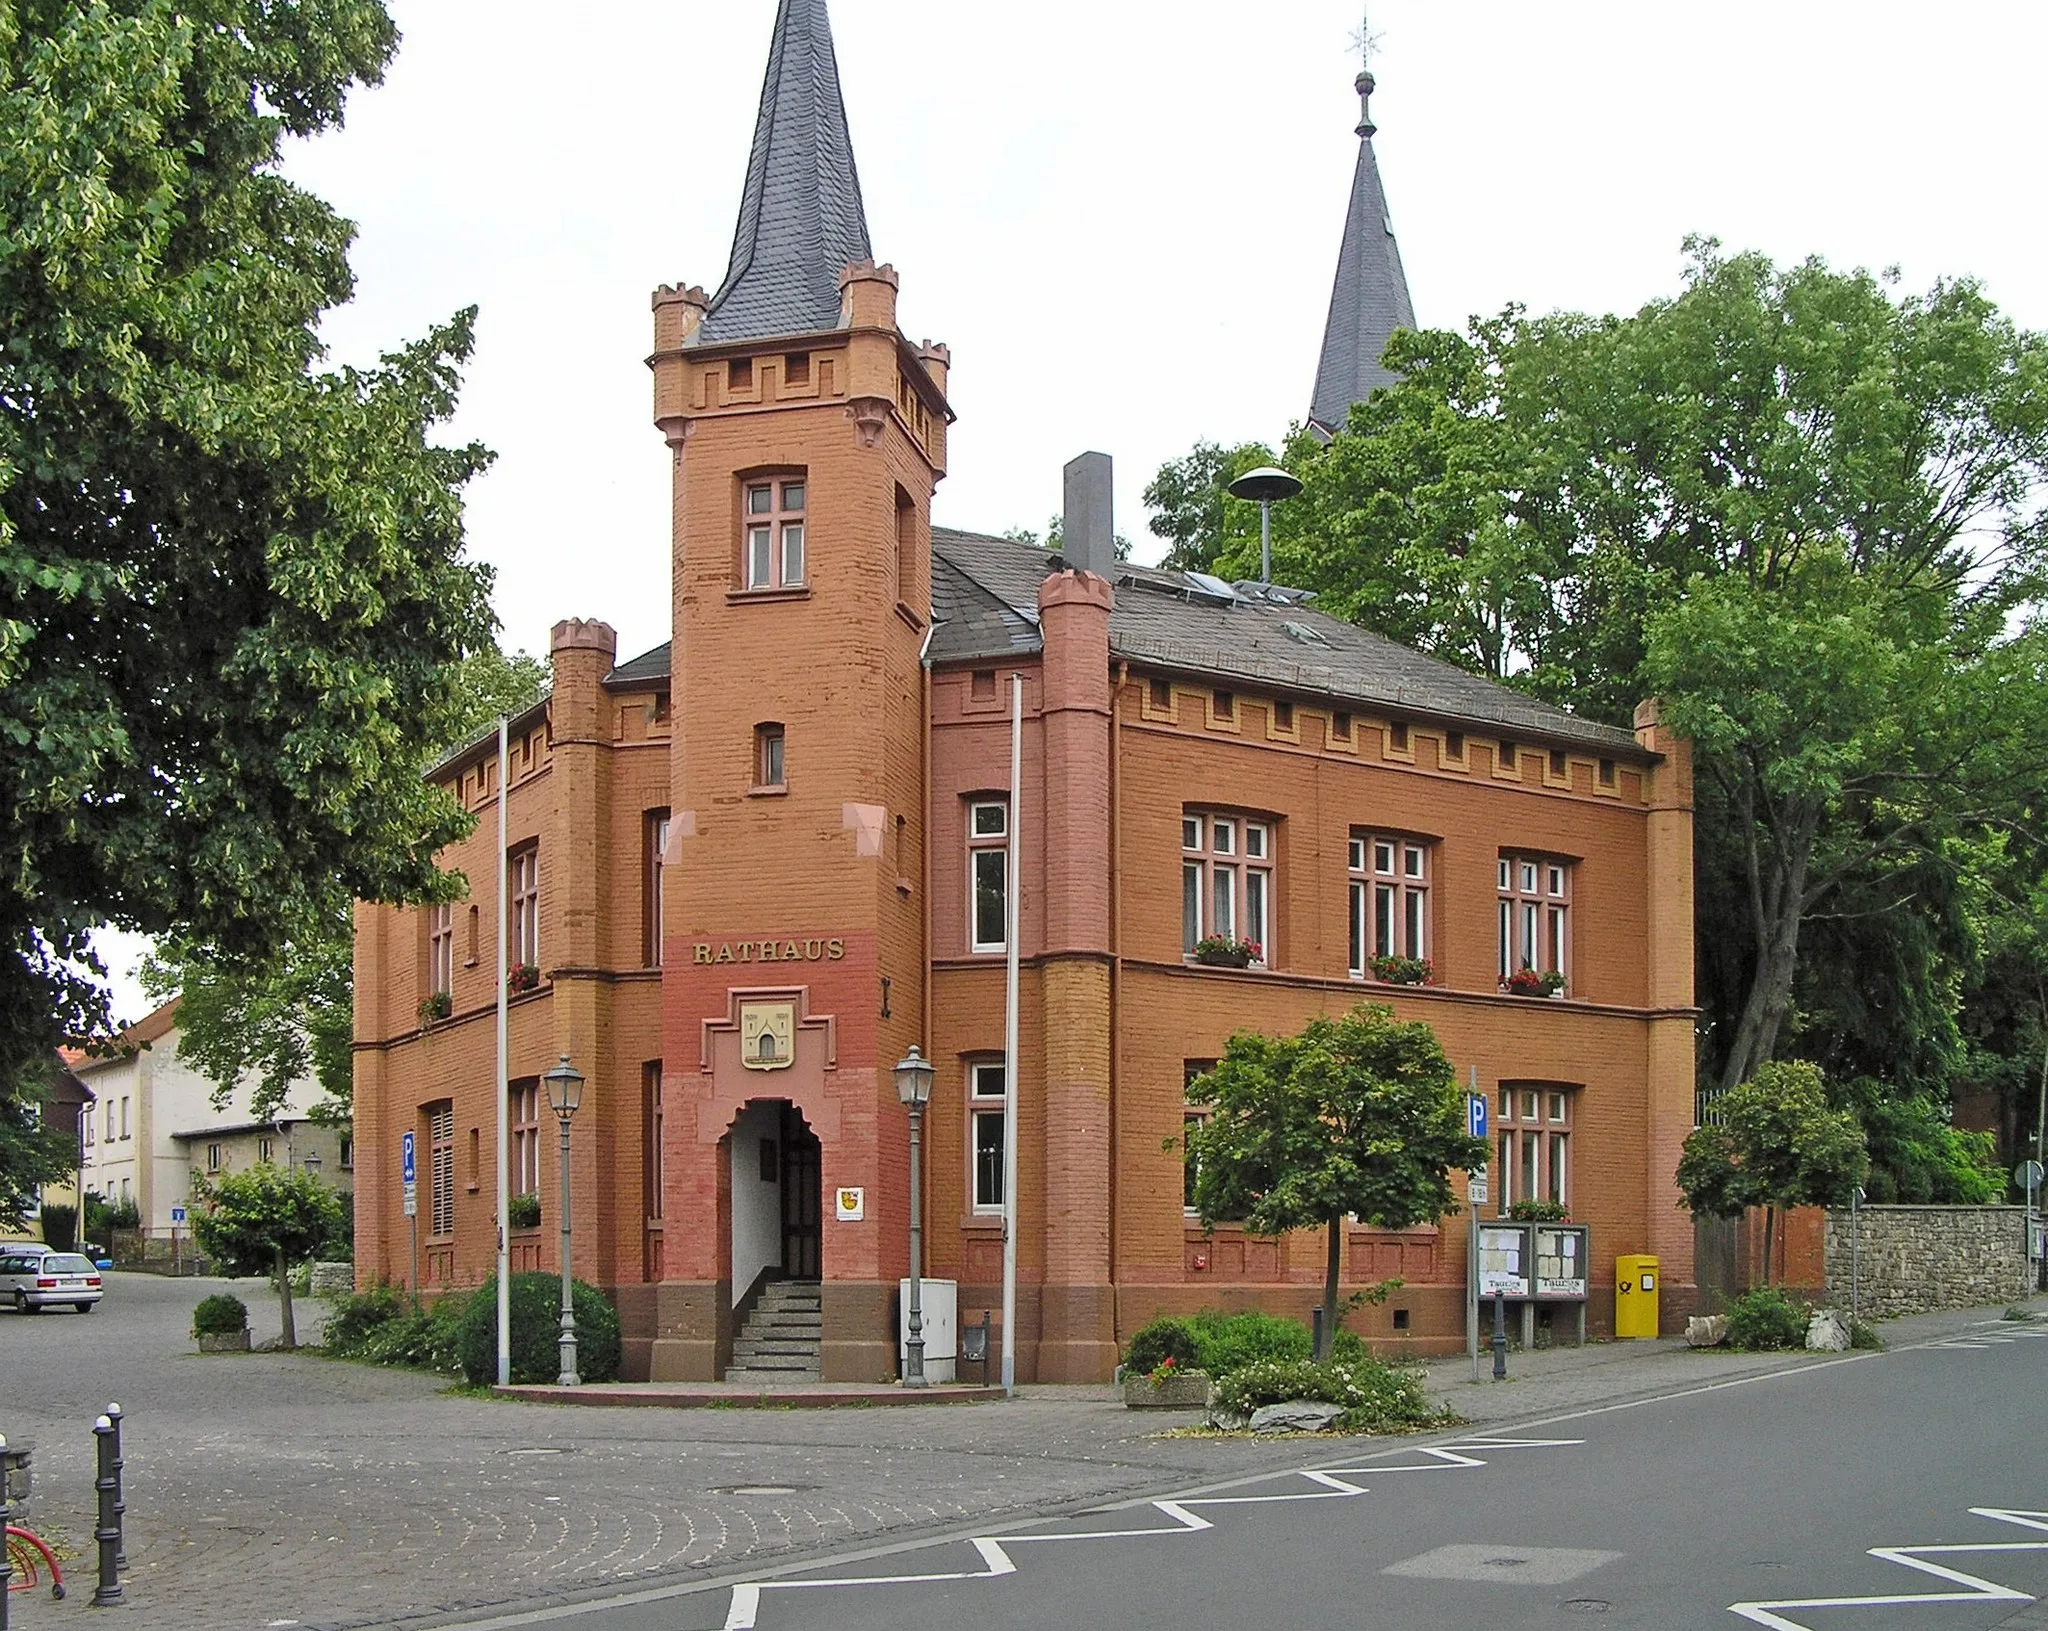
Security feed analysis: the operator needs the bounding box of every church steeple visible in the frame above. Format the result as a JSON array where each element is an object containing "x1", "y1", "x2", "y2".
[
  {"x1": 1307, "y1": 65, "x2": 1416, "y2": 437},
  {"x1": 698, "y1": 0, "x2": 872, "y2": 346}
]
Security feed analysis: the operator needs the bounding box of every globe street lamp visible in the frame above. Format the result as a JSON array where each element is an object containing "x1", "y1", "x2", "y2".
[
  {"x1": 1226, "y1": 465, "x2": 1303, "y2": 585},
  {"x1": 893, "y1": 1044, "x2": 936, "y2": 1387},
  {"x1": 543, "y1": 1054, "x2": 586, "y2": 1386}
]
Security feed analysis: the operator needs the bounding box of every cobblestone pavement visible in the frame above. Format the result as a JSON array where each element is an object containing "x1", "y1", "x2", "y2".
[{"x1": 3, "y1": 1272, "x2": 2038, "y2": 1631}]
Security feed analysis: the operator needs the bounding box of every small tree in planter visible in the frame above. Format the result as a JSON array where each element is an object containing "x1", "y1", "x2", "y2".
[
  {"x1": 192, "y1": 1164, "x2": 343, "y2": 1349},
  {"x1": 193, "y1": 1292, "x2": 251, "y2": 1352},
  {"x1": 1185, "y1": 1004, "x2": 1487, "y2": 1361}
]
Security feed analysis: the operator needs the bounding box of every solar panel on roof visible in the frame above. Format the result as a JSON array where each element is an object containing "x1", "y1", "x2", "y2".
[{"x1": 1182, "y1": 571, "x2": 1242, "y2": 605}]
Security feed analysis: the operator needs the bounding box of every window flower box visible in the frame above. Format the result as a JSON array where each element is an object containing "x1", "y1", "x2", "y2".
[
  {"x1": 417, "y1": 991, "x2": 452, "y2": 1027},
  {"x1": 1191, "y1": 935, "x2": 1260, "y2": 969},
  {"x1": 507, "y1": 1191, "x2": 541, "y2": 1230},
  {"x1": 509, "y1": 964, "x2": 542, "y2": 995},
  {"x1": 1501, "y1": 967, "x2": 1566, "y2": 998},
  {"x1": 1368, "y1": 954, "x2": 1437, "y2": 986}
]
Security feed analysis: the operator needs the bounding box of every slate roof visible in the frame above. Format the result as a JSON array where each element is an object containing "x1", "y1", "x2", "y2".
[
  {"x1": 929, "y1": 528, "x2": 1647, "y2": 757},
  {"x1": 1308, "y1": 72, "x2": 1416, "y2": 437},
  {"x1": 696, "y1": 0, "x2": 872, "y2": 347}
]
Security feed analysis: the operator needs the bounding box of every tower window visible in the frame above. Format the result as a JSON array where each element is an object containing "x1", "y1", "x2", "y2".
[
  {"x1": 1273, "y1": 699, "x2": 1294, "y2": 731},
  {"x1": 1332, "y1": 712, "x2": 1353, "y2": 743},
  {"x1": 728, "y1": 357, "x2": 753, "y2": 390},
  {"x1": 743, "y1": 479, "x2": 806, "y2": 590},
  {"x1": 783, "y1": 351, "x2": 810, "y2": 385},
  {"x1": 1149, "y1": 678, "x2": 1172, "y2": 711},
  {"x1": 971, "y1": 670, "x2": 996, "y2": 701},
  {"x1": 1389, "y1": 721, "x2": 1410, "y2": 752},
  {"x1": 1212, "y1": 689, "x2": 1234, "y2": 721},
  {"x1": 755, "y1": 723, "x2": 786, "y2": 790},
  {"x1": 1550, "y1": 748, "x2": 1569, "y2": 778}
]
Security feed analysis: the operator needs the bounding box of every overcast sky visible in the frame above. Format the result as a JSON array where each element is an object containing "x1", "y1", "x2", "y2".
[{"x1": 94, "y1": 0, "x2": 2048, "y2": 1022}]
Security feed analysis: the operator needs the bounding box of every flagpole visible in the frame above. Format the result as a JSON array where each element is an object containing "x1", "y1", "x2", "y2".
[
  {"x1": 1001, "y1": 672, "x2": 1022, "y2": 1396},
  {"x1": 495, "y1": 715, "x2": 512, "y2": 1387}
]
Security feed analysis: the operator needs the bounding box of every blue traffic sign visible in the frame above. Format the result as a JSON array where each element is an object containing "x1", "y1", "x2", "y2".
[
  {"x1": 1468, "y1": 1094, "x2": 1488, "y2": 1141},
  {"x1": 401, "y1": 1130, "x2": 417, "y2": 1184}
]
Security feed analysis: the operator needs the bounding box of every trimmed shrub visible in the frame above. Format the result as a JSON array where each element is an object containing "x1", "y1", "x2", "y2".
[
  {"x1": 324, "y1": 1283, "x2": 406, "y2": 1353},
  {"x1": 192, "y1": 1293, "x2": 249, "y2": 1336},
  {"x1": 1725, "y1": 1286, "x2": 1809, "y2": 1351},
  {"x1": 1213, "y1": 1356, "x2": 1439, "y2": 1431},
  {"x1": 458, "y1": 1273, "x2": 621, "y2": 1386},
  {"x1": 1123, "y1": 1316, "x2": 1201, "y2": 1375},
  {"x1": 1188, "y1": 1310, "x2": 1312, "y2": 1372},
  {"x1": 38, "y1": 1202, "x2": 77, "y2": 1252}
]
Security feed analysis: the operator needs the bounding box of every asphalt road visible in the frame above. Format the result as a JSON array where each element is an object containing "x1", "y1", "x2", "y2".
[{"x1": 517, "y1": 1321, "x2": 2048, "y2": 1631}]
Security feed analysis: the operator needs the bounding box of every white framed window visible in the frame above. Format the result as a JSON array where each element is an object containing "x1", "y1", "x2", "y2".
[
  {"x1": 968, "y1": 800, "x2": 1008, "y2": 953},
  {"x1": 258, "y1": 1137, "x2": 273, "y2": 1164},
  {"x1": 206, "y1": 1142, "x2": 221, "y2": 1173},
  {"x1": 1496, "y1": 1085, "x2": 1574, "y2": 1213},
  {"x1": 1498, "y1": 851, "x2": 1570, "y2": 980},
  {"x1": 511, "y1": 1080, "x2": 541, "y2": 1197},
  {"x1": 969, "y1": 1061, "x2": 1006, "y2": 1212},
  {"x1": 1347, "y1": 834, "x2": 1431, "y2": 977},
  {"x1": 743, "y1": 478, "x2": 807, "y2": 589},
  {"x1": 339, "y1": 1137, "x2": 354, "y2": 1171},
  {"x1": 1182, "y1": 811, "x2": 1272, "y2": 962},
  {"x1": 510, "y1": 845, "x2": 540, "y2": 970},
  {"x1": 755, "y1": 723, "x2": 786, "y2": 789},
  {"x1": 428, "y1": 903, "x2": 453, "y2": 996}
]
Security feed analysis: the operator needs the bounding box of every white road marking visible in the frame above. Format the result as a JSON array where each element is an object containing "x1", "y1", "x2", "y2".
[
  {"x1": 719, "y1": 1436, "x2": 1582, "y2": 1629},
  {"x1": 1727, "y1": 1507, "x2": 2048, "y2": 1629}
]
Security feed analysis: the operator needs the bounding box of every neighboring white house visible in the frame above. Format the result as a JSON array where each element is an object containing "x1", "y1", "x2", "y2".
[{"x1": 76, "y1": 997, "x2": 350, "y2": 1237}]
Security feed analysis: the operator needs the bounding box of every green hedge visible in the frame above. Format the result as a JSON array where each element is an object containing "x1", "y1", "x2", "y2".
[
  {"x1": 458, "y1": 1273, "x2": 620, "y2": 1385},
  {"x1": 1123, "y1": 1310, "x2": 1370, "y2": 1377}
]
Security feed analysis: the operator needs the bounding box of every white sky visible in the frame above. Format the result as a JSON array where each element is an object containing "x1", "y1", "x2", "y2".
[{"x1": 93, "y1": 0, "x2": 2048, "y2": 1023}]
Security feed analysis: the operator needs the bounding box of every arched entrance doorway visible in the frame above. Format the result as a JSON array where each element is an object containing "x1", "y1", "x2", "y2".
[{"x1": 727, "y1": 1100, "x2": 821, "y2": 1298}]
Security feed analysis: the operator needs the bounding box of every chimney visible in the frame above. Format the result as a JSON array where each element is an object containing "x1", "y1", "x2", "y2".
[{"x1": 1062, "y1": 451, "x2": 1113, "y2": 578}]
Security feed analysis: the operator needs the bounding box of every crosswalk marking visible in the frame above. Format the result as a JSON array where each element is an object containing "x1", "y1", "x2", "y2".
[{"x1": 1729, "y1": 1508, "x2": 2048, "y2": 1629}]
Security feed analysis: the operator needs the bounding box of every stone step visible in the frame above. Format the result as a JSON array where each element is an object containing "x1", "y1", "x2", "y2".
[
  {"x1": 725, "y1": 1368, "x2": 821, "y2": 1385},
  {"x1": 755, "y1": 1312, "x2": 822, "y2": 1330},
  {"x1": 728, "y1": 1355, "x2": 817, "y2": 1374},
  {"x1": 732, "y1": 1337, "x2": 819, "y2": 1359}
]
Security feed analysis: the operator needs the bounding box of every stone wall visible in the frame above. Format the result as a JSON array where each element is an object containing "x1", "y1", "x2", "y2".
[{"x1": 1824, "y1": 1205, "x2": 2028, "y2": 1317}]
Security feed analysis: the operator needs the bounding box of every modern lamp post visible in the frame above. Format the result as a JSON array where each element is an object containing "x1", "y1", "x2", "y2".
[
  {"x1": 543, "y1": 1054, "x2": 585, "y2": 1386},
  {"x1": 893, "y1": 1043, "x2": 936, "y2": 1387},
  {"x1": 1226, "y1": 465, "x2": 1304, "y2": 585}
]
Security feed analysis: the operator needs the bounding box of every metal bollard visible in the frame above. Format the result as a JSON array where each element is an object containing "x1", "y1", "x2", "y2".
[
  {"x1": 1, "y1": 1431, "x2": 14, "y2": 1631},
  {"x1": 1491, "y1": 1290, "x2": 1508, "y2": 1380},
  {"x1": 1311, "y1": 1304, "x2": 1325, "y2": 1359},
  {"x1": 92, "y1": 1414, "x2": 123, "y2": 1606},
  {"x1": 106, "y1": 1404, "x2": 125, "y2": 1574}
]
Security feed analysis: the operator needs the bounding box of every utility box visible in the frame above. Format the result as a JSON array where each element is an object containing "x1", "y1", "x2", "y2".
[
  {"x1": 898, "y1": 1278, "x2": 958, "y2": 1384},
  {"x1": 1615, "y1": 1255, "x2": 1659, "y2": 1338}
]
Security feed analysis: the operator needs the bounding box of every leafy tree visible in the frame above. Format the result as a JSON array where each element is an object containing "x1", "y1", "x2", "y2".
[
  {"x1": 1179, "y1": 242, "x2": 2048, "y2": 1095},
  {"x1": 0, "y1": 1059, "x2": 82, "y2": 1223},
  {"x1": 191, "y1": 1161, "x2": 341, "y2": 1348},
  {"x1": 997, "y1": 515, "x2": 1133, "y2": 561},
  {"x1": 1185, "y1": 1004, "x2": 1486, "y2": 1359},
  {"x1": 138, "y1": 646, "x2": 547, "y2": 1123},
  {"x1": 1676, "y1": 1061, "x2": 1869, "y2": 1283},
  {"x1": 0, "y1": 0, "x2": 499, "y2": 1091}
]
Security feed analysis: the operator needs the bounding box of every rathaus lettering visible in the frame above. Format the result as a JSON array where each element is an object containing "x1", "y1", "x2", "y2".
[{"x1": 692, "y1": 938, "x2": 846, "y2": 966}]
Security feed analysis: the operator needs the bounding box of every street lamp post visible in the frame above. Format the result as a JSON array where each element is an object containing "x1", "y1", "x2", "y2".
[
  {"x1": 893, "y1": 1044, "x2": 936, "y2": 1387},
  {"x1": 543, "y1": 1054, "x2": 586, "y2": 1386}
]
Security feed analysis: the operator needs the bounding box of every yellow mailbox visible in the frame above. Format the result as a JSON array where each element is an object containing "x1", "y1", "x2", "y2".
[{"x1": 1614, "y1": 1254, "x2": 1660, "y2": 1338}]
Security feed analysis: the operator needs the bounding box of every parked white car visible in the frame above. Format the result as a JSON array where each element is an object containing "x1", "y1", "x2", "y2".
[{"x1": 0, "y1": 1249, "x2": 104, "y2": 1313}]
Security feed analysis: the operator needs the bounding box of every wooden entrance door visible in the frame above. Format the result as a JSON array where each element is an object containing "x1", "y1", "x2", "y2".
[{"x1": 780, "y1": 1106, "x2": 821, "y2": 1279}]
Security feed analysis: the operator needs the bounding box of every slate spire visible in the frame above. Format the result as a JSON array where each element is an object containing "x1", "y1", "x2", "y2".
[
  {"x1": 1307, "y1": 67, "x2": 1416, "y2": 437},
  {"x1": 698, "y1": 0, "x2": 873, "y2": 346}
]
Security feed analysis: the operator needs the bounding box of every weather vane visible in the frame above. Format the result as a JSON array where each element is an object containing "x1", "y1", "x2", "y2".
[{"x1": 1350, "y1": 6, "x2": 1384, "y2": 73}]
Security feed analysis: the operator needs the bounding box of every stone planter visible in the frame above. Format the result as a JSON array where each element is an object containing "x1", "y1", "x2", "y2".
[
  {"x1": 197, "y1": 1329, "x2": 251, "y2": 1353},
  {"x1": 1122, "y1": 1371, "x2": 1212, "y2": 1409}
]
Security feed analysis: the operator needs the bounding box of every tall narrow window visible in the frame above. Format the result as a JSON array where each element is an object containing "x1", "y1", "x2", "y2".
[
  {"x1": 428, "y1": 1102, "x2": 455, "y2": 1237},
  {"x1": 643, "y1": 1063, "x2": 665, "y2": 1222},
  {"x1": 509, "y1": 845, "x2": 540, "y2": 970},
  {"x1": 428, "y1": 903, "x2": 454, "y2": 996},
  {"x1": 1498, "y1": 852, "x2": 1571, "y2": 983},
  {"x1": 1496, "y1": 1085, "x2": 1573, "y2": 1213},
  {"x1": 968, "y1": 800, "x2": 1008, "y2": 953},
  {"x1": 743, "y1": 478, "x2": 807, "y2": 590},
  {"x1": 894, "y1": 484, "x2": 916, "y2": 604},
  {"x1": 970, "y1": 1061, "x2": 1006, "y2": 1212},
  {"x1": 1348, "y1": 835, "x2": 1431, "y2": 977},
  {"x1": 1182, "y1": 812, "x2": 1272, "y2": 964},
  {"x1": 755, "y1": 723, "x2": 786, "y2": 789},
  {"x1": 644, "y1": 809, "x2": 671, "y2": 966},
  {"x1": 510, "y1": 1080, "x2": 540, "y2": 1197}
]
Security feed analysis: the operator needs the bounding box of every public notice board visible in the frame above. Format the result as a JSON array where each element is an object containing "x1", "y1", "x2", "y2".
[
  {"x1": 1477, "y1": 1224, "x2": 1530, "y2": 1297},
  {"x1": 1534, "y1": 1224, "x2": 1589, "y2": 1299}
]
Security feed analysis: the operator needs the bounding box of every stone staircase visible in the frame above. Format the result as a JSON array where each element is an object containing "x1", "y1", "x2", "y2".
[{"x1": 726, "y1": 1278, "x2": 822, "y2": 1383}]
